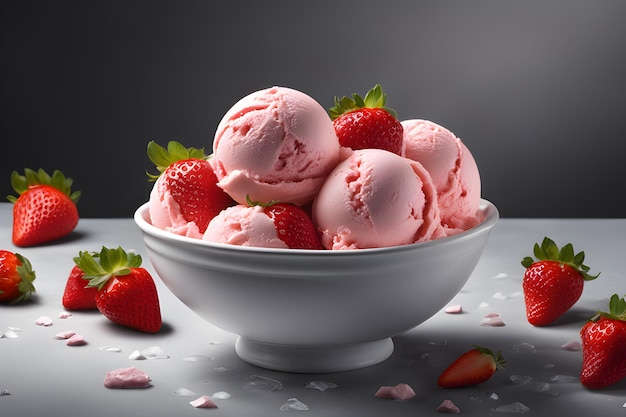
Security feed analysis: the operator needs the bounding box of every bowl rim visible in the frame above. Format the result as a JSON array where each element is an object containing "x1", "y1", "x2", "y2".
[{"x1": 134, "y1": 199, "x2": 499, "y2": 256}]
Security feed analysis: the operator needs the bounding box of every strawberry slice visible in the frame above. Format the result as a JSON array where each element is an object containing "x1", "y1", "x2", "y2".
[
  {"x1": 329, "y1": 84, "x2": 403, "y2": 155},
  {"x1": 438, "y1": 345, "x2": 505, "y2": 388},
  {"x1": 0, "y1": 250, "x2": 36, "y2": 304},
  {"x1": 521, "y1": 237, "x2": 599, "y2": 326},
  {"x1": 580, "y1": 293, "x2": 626, "y2": 389},
  {"x1": 75, "y1": 246, "x2": 162, "y2": 333},
  {"x1": 8, "y1": 168, "x2": 80, "y2": 247}
]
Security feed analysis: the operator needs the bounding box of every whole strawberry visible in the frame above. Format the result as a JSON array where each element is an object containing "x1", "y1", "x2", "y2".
[
  {"x1": 248, "y1": 197, "x2": 323, "y2": 250},
  {"x1": 75, "y1": 246, "x2": 162, "y2": 333},
  {"x1": 147, "y1": 140, "x2": 234, "y2": 234},
  {"x1": 521, "y1": 237, "x2": 599, "y2": 326},
  {"x1": 62, "y1": 264, "x2": 98, "y2": 310},
  {"x1": 438, "y1": 345, "x2": 505, "y2": 388},
  {"x1": 329, "y1": 84, "x2": 403, "y2": 155},
  {"x1": 7, "y1": 168, "x2": 81, "y2": 247},
  {"x1": 0, "y1": 250, "x2": 36, "y2": 304},
  {"x1": 580, "y1": 294, "x2": 626, "y2": 389}
]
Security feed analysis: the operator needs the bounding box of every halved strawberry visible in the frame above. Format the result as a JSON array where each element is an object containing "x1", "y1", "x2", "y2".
[
  {"x1": 147, "y1": 140, "x2": 234, "y2": 233},
  {"x1": 438, "y1": 345, "x2": 505, "y2": 388},
  {"x1": 580, "y1": 293, "x2": 626, "y2": 389},
  {"x1": 329, "y1": 84, "x2": 403, "y2": 155},
  {"x1": 521, "y1": 237, "x2": 599, "y2": 326},
  {"x1": 75, "y1": 246, "x2": 162, "y2": 333},
  {"x1": 0, "y1": 250, "x2": 36, "y2": 304},
  {"x1": 62, "y1": 264, "x2": 98, "y2": 310},
  {"x1": 7, "y1": 168, "x2": 80, "y2": 247}
]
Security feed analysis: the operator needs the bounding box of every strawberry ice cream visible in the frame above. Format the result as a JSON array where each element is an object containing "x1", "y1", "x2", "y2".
[
  {"x1": 149, "y1": 179, "x2": 204, "y2": 239},
  {"x1": 401, "y1": 119, "x2": 481, "y2": 232},
  {"x1": 203, "y1": 205, "x2": 289, "y2": 248},
  {"x1": 313, "y1": 149, "x2": 444, "y2": 250},
  {"x1": 211, "y1": 86, "x2": 341, "y2": 206}
]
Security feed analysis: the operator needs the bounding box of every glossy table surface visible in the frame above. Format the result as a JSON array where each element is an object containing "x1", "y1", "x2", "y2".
[{"x1": 1, "y1": 202, "x2": 624, "y2": 416}]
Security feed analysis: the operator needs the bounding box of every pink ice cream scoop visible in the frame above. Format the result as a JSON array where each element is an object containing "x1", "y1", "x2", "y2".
[
  {"x1": 401, "y1": 119, "x2": 481, "y2": 233},
  {"x1": 212, "y1": 86, "x2": 341, "y2": 206},
  {"x1": 203, "y1": 204, "x2": 289, "y2": 248},
  {"x1": 149, "y1": 178, "x2": 204, "y2": 239},
  {"x1": 313, "y1": 149, "x2": 444, "y2": 250}
]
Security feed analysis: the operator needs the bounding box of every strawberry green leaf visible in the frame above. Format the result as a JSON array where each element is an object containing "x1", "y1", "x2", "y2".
[
  {"x1": 11, "y1": 253, "x2": 36, "y2": 304},
  {"x1": 146, "y1": 140, "x2": 207, "y2": 180},
  {"x1": 328, "y1": 84, "x2": 398, "y2": 120},
  {"x1": 521, "y1": 236, "x2": 599, "y2": 281},
  {"x1": 7, "y1": 168, "x2": 80, "y2": 204},
  {"x1": 74, "y1": 246, "x2": 143, "y2": 290},
  {"x1": 590, "y1": 293, "x2": 626, "y2": 322}
]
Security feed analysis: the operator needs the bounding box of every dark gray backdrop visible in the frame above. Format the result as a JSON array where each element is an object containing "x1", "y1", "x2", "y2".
[{"x1": 1, "y1": 0, "x2": 625, "y2": 218}]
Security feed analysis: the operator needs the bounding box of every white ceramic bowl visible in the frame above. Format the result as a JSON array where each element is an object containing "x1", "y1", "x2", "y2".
[{"x1": 134, "y1": 199, "x2": 498, "y2": 373}]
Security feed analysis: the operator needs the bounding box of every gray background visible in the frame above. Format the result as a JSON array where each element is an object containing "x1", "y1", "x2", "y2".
[{"x1": 1, "y1": 0, "x2": 625, "y2": 218}]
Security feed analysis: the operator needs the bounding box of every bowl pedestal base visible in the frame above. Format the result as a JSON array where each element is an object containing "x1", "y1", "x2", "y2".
[{"x1": 235, "y1": 336, "x2": 394, "y2": 373}]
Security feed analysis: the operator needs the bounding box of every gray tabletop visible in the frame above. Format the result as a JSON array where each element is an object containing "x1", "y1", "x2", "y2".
[{"x1": 1, "y1": 203, "x2": 624, "y2": 416}]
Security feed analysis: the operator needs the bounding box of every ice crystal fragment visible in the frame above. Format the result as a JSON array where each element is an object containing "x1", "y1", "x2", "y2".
[
  {"x1": 492, "y1": 292, "x2": 508, "y2": 300},
  {"x1": 212, "y1": 391, "x2": 231, "y2": 399},
  {"x1": 189, "y1": 396, "x2": 218, "y2": 408},
  {"x1": 305, "y1": 381, "x2": 338, "y2": 391},
  {"x1": 471, "y1": 392, "x2": 500, "y2": 401},
  {"x1": 129, "y1": 346, "x2": 168, "y2": 360},
  {"x1": 550, "y1": 374, "x2": 579, "y2": 383},
  {"x1": 141, "y1": 346, "x2": 169, "y2": 359},
  {"x1": 99, "y1": 346, "x2": 122, "y2": 352},
  {"x1": 280, "y1": 398, "x2": 309, "y2": 411},
  {"x1": 58, "y1": 311, "x2": 72, "y2": 319},
  {"x1": 244, "y1": 375, "x2": 283, "y2": 392},
  {"x1": 512, "y1": 342, "x2": 536, "y2": 353},
  {"x1": 173, "y1": 387, "x2": 196, "y2": 396},
  {"x1": 0, "y1": 389, "x2": 10, "y2": 396},
  {"x1": 492, "y1": 273, "x2": 509, "y2": 279},
  {"x1": 478, "y1": 302, "x2": 489, "y2": 308},
  {"x1": 1, "y1": 330, "x2": 19, "y2": 339},
  {"x1": 182, "y1": 355, "x2": 213, "y2": 362},
  {"x1": 213, "y1": 366, "x2": 234, "y2": 373},
  {"x1": 492, "y1": 401, "x2": 530, "y2": 413},
  {"x1": 428, "y1": 339, "x2": 448, "y2": 347}
]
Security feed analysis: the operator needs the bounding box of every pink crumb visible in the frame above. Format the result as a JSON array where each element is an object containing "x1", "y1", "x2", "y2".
[
  {"x1": 35, "y1": 316, "x2": 53, "y2": 326},
  {"x1": 374, "y1": 383, "x2": 416, "y2": 400},
  {"x1": 54, "y1": 330, "x2": 76, "y2": 339},
  {"x1": 66, "y1": 334, "x2": 86, "y2": 346},
  {"x1": 189, "y1": 396, "x2": 218, "y2": 408},
  {"x1": 436, "y1": 399, "x2": 461, "y2": 413},
  {"x1": 103, "y1": 367, "x2": 151, "y2": 389},
  {"x1": 480, "y1": 313, "x2": 506, "y2": 327},
  {"x1": 445, "y1": 305, "x2": 463, "y2": 314}
]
